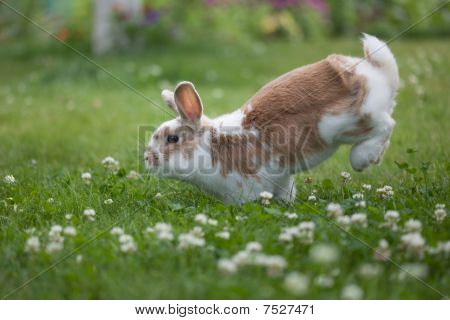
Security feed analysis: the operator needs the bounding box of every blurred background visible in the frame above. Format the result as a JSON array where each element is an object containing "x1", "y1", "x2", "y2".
[{"x1": 1, "y1": 0, "x2": 449, "y2": 54}]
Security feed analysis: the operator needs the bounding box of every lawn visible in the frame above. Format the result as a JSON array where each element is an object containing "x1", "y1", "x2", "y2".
[{"x1": 0, "y1": 37, "x2": 448, "y2": 299}]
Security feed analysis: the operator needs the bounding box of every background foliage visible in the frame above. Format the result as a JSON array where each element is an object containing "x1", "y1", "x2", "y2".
[{"x1": 1, "y1": 0, "x2": 448, "y2": 52}]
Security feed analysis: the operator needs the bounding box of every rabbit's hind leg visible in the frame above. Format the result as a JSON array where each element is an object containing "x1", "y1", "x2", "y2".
[{"x1": 349, "y1": 113, "x2": 394, "y2": 172}]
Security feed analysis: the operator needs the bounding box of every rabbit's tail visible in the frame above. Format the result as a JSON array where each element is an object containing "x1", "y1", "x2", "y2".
[{"x1": 362, "y1": 33, "x2": 399, "y2": 92}]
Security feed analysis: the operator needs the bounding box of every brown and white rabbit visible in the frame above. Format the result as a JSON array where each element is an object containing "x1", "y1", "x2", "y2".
[{"x1": 145, "y1": 34, "x2": 399, "y2": 204}]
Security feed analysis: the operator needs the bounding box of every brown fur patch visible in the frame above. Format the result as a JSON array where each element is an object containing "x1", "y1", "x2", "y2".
[
  {"x1": 210, "y1": 127, "x2": 270, "y2": 177},
  {"x1": 241, "y1": 54, "x2": 368, "y2": 170}
]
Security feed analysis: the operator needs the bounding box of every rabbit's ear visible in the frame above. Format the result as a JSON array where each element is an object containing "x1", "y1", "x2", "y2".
[
  {"x1": 161, "y1": 89, "x2": 178, "y2": 114},
  {"x1": 174, "y1": 82, "x2": 203, "y2": 124}
]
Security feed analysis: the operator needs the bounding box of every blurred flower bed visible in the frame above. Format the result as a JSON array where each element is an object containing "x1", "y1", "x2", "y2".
[{"x1": 0, "y1": 0, "x2": 448, "y2": 51}]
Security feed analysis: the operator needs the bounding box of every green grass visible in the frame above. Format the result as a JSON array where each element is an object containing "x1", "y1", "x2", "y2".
[{"x1": 0, "y1": 38, "x2": 449, "y2": 299}]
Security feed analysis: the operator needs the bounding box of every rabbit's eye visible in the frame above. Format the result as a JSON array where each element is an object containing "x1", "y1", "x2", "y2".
[{"x1": 167, "y1": 135, "x2": 179, "y2": 143}]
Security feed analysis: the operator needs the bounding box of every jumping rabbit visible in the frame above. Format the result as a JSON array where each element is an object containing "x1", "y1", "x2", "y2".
[{"x1": 145, "y1": 34, "x2": 399, "y2": 204}]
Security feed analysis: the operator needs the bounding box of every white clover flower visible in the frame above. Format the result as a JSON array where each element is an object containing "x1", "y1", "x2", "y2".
[
  {"x1": 81, "y1": 172, "x2": 91, "y2": 184},
  {"x1": 101, "y1": 156, "x2": 120, "y2": 171},
  {"x1": 49, "y1": 225, "x2": 63, "y2": 240},
  {"x1": 309, "y1": 244, "x2": 339, "y2": 264},
  {"x1": 362, "y1": 184, "x2": 372, "y2": 191},
  {"x1": 217, "y1": 259, "x2": 237, "y2": 275},
  {"x1": 126, "y1": 170, "x2": 140, "y2": 180},
  {"x1": 110, "y1": 227, "x2": 124, "y2": 236},
  {"x1": 157, "y1": 231, "x2": 174, "y2": 241},
  {"x1": 178, "y1": 233, "x2": 205, "y2": 249},
  {"x1": 374, "y1": 239, "x2": 391, "y2": 261},
  {"x1": 384, "y1": 210, "x2": 399, "y2": 230},
  {"x1": 284, "y1": 212, "x2": 298, "y2": 220},
  {"x1": 279, "y1": 226, "x2": 300, "y2": 242},
  {"x1": 47, "y1": 198, "x2": 54, "y2": 203},
  {"x1": 231, "y1": 250, "x2": 251, "y2": 267},
  {"x1": 401, "y1": 232, "x2": 426, "y2": 258},
  {"x1": 191, "y1": 226, "x2": 204, "y2": 237},
  {"x1": 341, "y1": 284, "x2": 363, "y2": 299},
  {"x1": 350, "y1": 213, "x2": 368, "y2": 228},
  {"x1": 385, "y1": 210, "x2": 399, "y2": 222},
  {"x1": 63, "y1": 226, "x2": 77, "y2": 236},
  {"x1": 154, "y1": 223, "x2": 172, "y2": 233},
  {"x1": 314, "y1": 275, "x2": 334, "y2": 288},
  {"x1": 336, "y1": 215, "x2": 351, "y2": 230},
  {"x1": 352, "y1": 193, "x2": 364, "y2": 200},
  {"x1": 119, "y1": 234, "x2": 133, "y2": 244},
  {"x1": 260, "y1": 191, "x2": 273, "y2": 199},
  {"x1": 245, "y1": 241, "x2": 262, "y2": 252},
  {"x1": 154, "y1": 223, "x2": 173, "y2": 241},
  {"x1": 50, "y1": 225, "x2": 63, "y2": 234},
  {"x1": 434, "y1": 208, "x2": 446, "y2": 223},
  {"x1": 208, "y1": 218, "x2": 218, "y2": 226},
  {"x1": 298, "y1": 221, "x2": 315, "y2": 232},
  {"x1": 340, "y1": 171, "x2": 351, "y2": 182},
  {"x1": 379, "y1": 239, "x2": 389, "y2": 249},
  {"x1": 104, "y1": 198, "x2": 113, "y2": 205},
  {"x1": 25, "y1": 236, "x2": 40, "y2": 252},
  {"x1": 404, "y1": 219, "x2": 422, "y2": 233},
  {"x1": 255, "y1": 254, "x2": 287, "y2": 277},
  {"x1": 355, "y1": 200, "x2": 366, "y2": 208},
  {"x1": 75, "y1": 254, "x2": 83, "y2": 264},
  {"x1": 376, "y1": 185, "x2": 394, "y2": 200},
  {"x1": 145, "y1": 227, "x2": 155, "y2": 234},
  {"x1": 46, "y1": 241, "x2": 64, "y2": 254},
  {"x1": 398, "y1": 263, "x2": 428, "y2": 281},
  {"x1": 46, "y1": 227, "x2": 66, "y2": 254},
  {"x1": 81, "y1": 172, "x2": 92, "y2": 180},
  {"x1": 83, "y1": 208, "x2": 96, "y2": 220},
  {"x1": 260, "y1": 191, "x2": 273, "y2": 205},
  {"x1": 194, "y1": 213, "x2": 208, "y2": 225},
  {"x1": 298, "y1": 221, "x2": 315, "y2": 244},
  {"x1": 307, "y1": 195, "x2": 317, "y2": 201},
  {"x1": 284, "y1": 272, "x2": 309, "y2": 295},
  {"x1": 118, "y1": 234, "x2": 137, "y2": 253},
  {"x1": 432, "y1": 241, "x2": 450, "y2": 256},
  {"x1": 358, "y1": 263, "x2": 382, "y2": 278},
  {"x1": 3, "y1": 175, "x2": 16, "y2": 184},
  {"x1": 120, "y1": 241, "x2": 137, "y2": 253},
  {"x1": 155, "y1": 192, "x2": 162, "y2": 199},
  {"x1": 326, "y1": 202, "x2": 343, "y2": 218},
  {"x1": 215, "y1": 230, "x2": 230, "y2": 240}
]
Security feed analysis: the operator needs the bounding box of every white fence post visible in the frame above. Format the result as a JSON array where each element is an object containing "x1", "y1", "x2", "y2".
[{"x1": 92, "y1": 0, "x2": 142, "y2": 54}]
